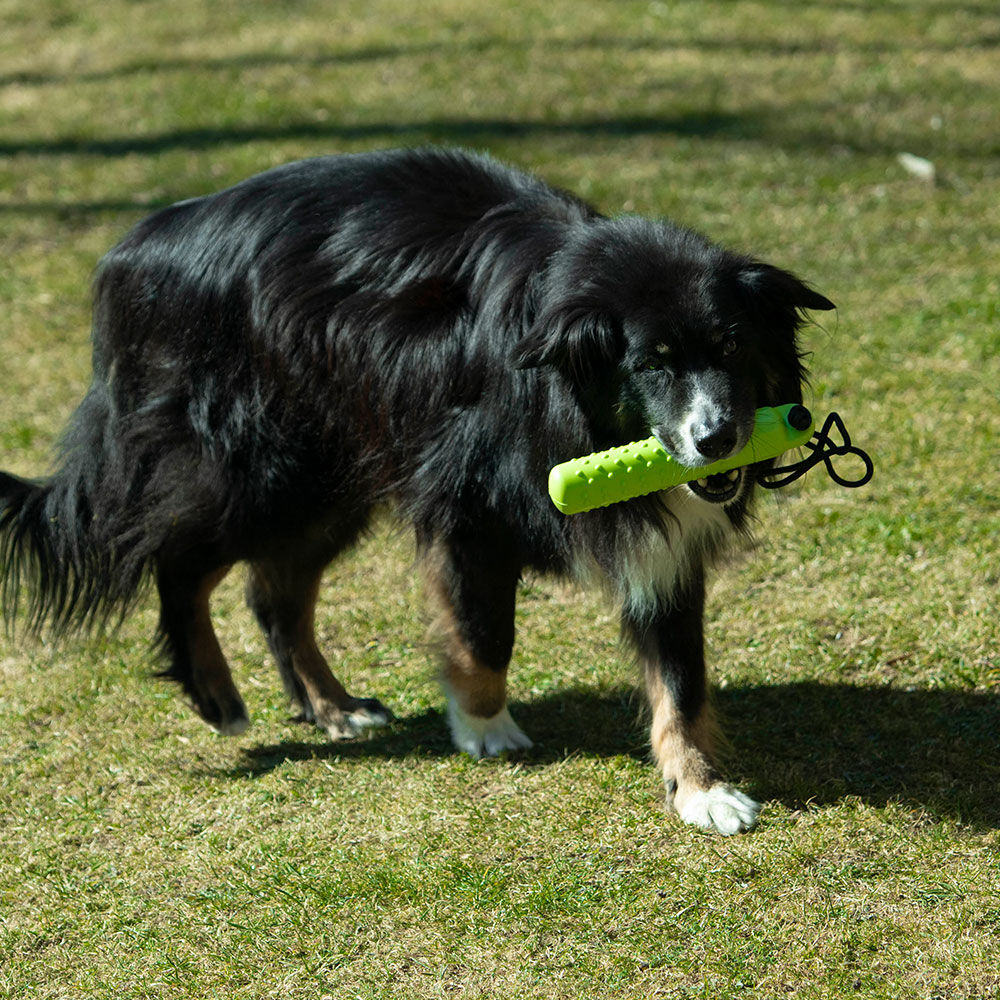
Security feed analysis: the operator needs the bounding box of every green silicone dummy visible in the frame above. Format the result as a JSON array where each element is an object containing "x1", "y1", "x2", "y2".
[{"x1": 548, "y1": 403, "x2": 814, "y2": 515}]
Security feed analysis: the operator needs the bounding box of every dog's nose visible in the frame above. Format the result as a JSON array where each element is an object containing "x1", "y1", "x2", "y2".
[{"x1": 693, "y1": 423, "x2": 738, "y2": 460}]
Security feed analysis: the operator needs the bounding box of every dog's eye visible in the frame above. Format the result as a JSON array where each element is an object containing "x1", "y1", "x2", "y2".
[
  {"x1": 644, "y1": 346, "x2": 672, "y2": 371},
  {"x1": 721, "y1": 335, "x2": 741, "y2": 358}
]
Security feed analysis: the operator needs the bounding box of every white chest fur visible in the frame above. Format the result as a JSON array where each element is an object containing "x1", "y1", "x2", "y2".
[{"x1": 572, "y1": 489, "x2": 736, "y2": 620}]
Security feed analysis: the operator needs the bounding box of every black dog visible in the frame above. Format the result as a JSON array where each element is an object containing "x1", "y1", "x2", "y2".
[{"x1": 0, "y1": 147, "x2": 833, "y2": 834}]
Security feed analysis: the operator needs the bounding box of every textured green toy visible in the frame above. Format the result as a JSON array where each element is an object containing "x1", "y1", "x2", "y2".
[{"x1": 548, "y1": 403, "x2": 815, "y2": 515}]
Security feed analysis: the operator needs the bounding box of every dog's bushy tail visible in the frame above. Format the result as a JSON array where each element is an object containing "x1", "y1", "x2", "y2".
[{"x1": 0, "y1": 388, "x2": 152, "y2": 636}]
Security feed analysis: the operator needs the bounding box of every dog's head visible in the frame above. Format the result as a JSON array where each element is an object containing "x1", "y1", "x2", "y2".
[{"x1": 515, "y1": 217, "x2": 834, "y2": 504}]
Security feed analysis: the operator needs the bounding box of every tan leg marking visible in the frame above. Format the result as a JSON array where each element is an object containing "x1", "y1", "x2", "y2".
[
  {"x1": 246, "y1": 565, "x2": 391, "y2": 739},
  {"x1": 421, "y1": 547, "x2": 531, "y2": 758},
  {"x1": 421, "y1": 548, "x2": 508, "y2": 719},
  {"x1": 645, "y1": 667, "x2": 719, "y2": 806},
  {"x1": 645, "y1": 666, "x2": 760, "y2": 835}
]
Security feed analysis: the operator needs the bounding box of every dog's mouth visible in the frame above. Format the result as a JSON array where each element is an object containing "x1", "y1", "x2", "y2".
[
  {"x1": 686, "y1": 467, "x2": 745, "y2": 504},
  {"x1": 652, "y1": 428, "x2": 747, "y2": 505}
]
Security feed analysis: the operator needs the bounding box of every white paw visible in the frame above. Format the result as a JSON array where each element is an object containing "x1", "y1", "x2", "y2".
[
  {"x1": 678, "y1": 783, "x2": 761, "y2": 835},
  {"x1": 447, "y1": 700, "x2": 533, "y2": 758},
  {"x1": 346, "y1": 702, "x2": 393, "y2": 731},
  {"x1": 212, "y1": 713, "x2": 250, "y2": 737},
  {"x1": 321, "y1": 699, "x2": 392, "y2": 740}
]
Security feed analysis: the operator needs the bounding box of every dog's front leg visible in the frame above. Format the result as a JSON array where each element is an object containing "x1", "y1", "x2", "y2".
[
  {"x1": 421, "y1": 533, "x2": 533, "y2": 758},
  {"x1": 623, "y1": 569, "x2": 761, "y2": 835}
]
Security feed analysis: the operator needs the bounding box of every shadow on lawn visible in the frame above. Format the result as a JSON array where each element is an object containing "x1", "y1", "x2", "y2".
[
  {"x1": 0, "y1": 112, "x2": 747, "y2": 160},
  {"x1": 234, "y1": 681, "x2": 1000, "y2": 828},
  {"x1": 4, "y1": 109, "x2": 996, "y2": 164},
  {"x1": 718, "y1": 682, "x2": 1000, "y2": 828},
  {"x1": 5, "y1": 19, "x2": 998, "y2": 90}
]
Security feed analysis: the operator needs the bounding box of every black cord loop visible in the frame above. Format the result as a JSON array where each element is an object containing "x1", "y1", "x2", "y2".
[{"x1": 757, "y1": 411, "x2": 874, "y2": 490}]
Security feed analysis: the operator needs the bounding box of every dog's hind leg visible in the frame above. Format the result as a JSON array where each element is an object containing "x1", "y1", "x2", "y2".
[
  {"x1": 625, "y1": 569, "x2": 761, "y2": 836},
  {"x1": 156, "y1": 562, "x2": 250, "y2": 735},
  {"x1": 246, "y1": 542, "x2": 392, "y2": 740},
  {"x1": 421, "y1": 534, "x2": 531, "y2": 758}
]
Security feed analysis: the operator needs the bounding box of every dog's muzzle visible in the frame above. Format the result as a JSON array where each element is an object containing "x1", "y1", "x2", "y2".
[{"x1": 652, "y1": 426, "x2": 747, "y2": 505}]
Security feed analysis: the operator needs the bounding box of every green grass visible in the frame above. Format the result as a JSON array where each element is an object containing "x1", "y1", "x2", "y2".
[{"x1": 1, "y1": 1, "x2": 999, "y2": 997}]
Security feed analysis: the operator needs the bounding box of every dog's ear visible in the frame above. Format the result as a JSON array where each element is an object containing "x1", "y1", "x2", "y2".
[
  {"x1": 736, "y1": 263, "x2": 831, "y2": 405},
  {"x1": 737, "y1": 263, "x2": 835, "y2": 314},
  {"x1": 513, "y1": 306, "x2": 623, "y2": 380}
]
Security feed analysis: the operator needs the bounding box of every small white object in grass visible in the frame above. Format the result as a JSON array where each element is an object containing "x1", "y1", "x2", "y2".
[{"x1": 897, "y1": 152, "x2": 936, "y2": 183}]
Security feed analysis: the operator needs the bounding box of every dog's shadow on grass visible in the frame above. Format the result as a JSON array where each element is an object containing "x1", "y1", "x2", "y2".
[
  {"x1": 718, "y1": 682, "x2": 1000, "y2": 828},
  {"x1": 232, "y1": 682, "x2": 1000, "y2": 828}
]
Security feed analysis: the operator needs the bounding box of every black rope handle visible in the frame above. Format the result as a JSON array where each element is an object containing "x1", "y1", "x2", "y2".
[{"x1": 757, "y1": 411, "x2": 874, "y2": 490}]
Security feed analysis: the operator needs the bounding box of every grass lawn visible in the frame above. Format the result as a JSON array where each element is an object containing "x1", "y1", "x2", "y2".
[{"x1": 1, "y1": 1, "x2": 998, "y2": 997}]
